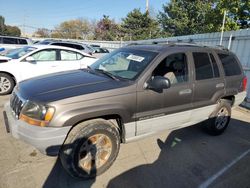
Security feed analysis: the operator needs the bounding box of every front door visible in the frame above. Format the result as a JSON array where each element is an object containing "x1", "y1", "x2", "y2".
[
  {"x1": 20, "y1": 49, "x2": 60, "y2": 81},
  {"x1": 136, "y1": 52, "x2": 193, "y2": 135}
]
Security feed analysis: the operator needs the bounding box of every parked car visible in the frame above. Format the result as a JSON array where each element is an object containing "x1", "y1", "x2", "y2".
[
  {"x1": 89, "y1": 44, "x2": 100, "y2": 48},
  {"x1": 0, "y1": 35, "x2": 33, "y2": 53},
  {"x1": 92, "y1": 47, "x2": 110, "y2": 58},
  {"x1": 38, "y1": 40, "x2": 93, "y2": 55},
  {"x1": 0, "y1": 45, "x2": 96, "y2": 95},
  {"x1": 3, "y1": 43, "x2": 247, "y2": 179}
]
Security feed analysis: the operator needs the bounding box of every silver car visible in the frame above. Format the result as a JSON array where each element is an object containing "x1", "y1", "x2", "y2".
[{"x1": 38, "y1": 40, "x2": 93, "y2": 55}]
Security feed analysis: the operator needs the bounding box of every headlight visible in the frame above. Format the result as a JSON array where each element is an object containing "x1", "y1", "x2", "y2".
[{"x1": 19, "y1": 101, "x2": 55, "y2": 127}]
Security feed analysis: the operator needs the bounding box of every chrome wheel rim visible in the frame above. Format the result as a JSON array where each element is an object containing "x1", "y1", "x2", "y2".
[
  {"x1": 215, "y1": 107, "x2": 229, "y2": 129},
  {"x1": 78, "y1": 134, "x2": 112, "y2": 173},
  {"x1": 0, "y1": 76, "x2": 11, "y2": 93}
]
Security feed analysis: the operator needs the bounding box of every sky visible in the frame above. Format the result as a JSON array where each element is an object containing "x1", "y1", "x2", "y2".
[{"x1": 0, "y1": 0, "x2": 168, "y2": 34}]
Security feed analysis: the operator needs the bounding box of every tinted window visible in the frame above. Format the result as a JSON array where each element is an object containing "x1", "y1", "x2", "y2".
[
  {"x1": 52, "y1": 43, "x2": 84, "y2": 50},
  {"x1": 153, "y1": 53, "x2": 188, "y2": 85},
  {"x1": 75, "y1": 44, "x2": 84, "y2": 50},
  {"x1": 51, "y1": 43, "x2": 71, "y2": 48},
  {"x1": 18, "y1": 39, "x2": 28, "y2": 44},
  {"x1": 38, "y1": 41, "x2": 51, "y2": 45},
  {"x1": 2, "y1": 37, "x2": 18, "y2": 44},
  {"x1": 218, "y1": 53, "x2": 241, "y2": 76},
  {"x1": 209, "y1": 53, "x2": 220, "y2": 77},
  {"x1": 31, "y1": 50, "x2": 56, "y2": 61},
  {"x1": 193, "y1": 52, "x2": 213, "y2": 80}
]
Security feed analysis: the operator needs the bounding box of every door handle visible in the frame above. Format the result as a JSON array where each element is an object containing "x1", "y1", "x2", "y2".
[
  {"x1": 216, "y1": 83, "x2": 224, "y2": 88},
  {"x1": 179, "y1": 89, "x2": 192, "y2": 95}
]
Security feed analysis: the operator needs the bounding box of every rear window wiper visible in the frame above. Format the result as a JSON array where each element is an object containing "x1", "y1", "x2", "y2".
[{"x1": 94, "y1": 69, "x2": 120, "y2": 81}]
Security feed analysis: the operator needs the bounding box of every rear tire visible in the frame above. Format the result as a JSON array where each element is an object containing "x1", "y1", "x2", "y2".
[
  {"x1": 60, "y1": 119, "x2": 120, "y2": 179},
  {"x1": 0, "y1": 73, "x2": 15, "y2": 95},
  {"x1": 205, "y1": 100, "x2": 231, "y2": 135}
]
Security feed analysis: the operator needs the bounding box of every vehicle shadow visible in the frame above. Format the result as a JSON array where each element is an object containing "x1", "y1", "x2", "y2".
[
  {"x1": 43, "y1": 139, "x2": 97, "y2": 188},
  {"x1": 107, "y1": 118, "x2": 250, "y2": 188},
  {"x1": 42, "y1": 118, "x2": 250, "y2": 188}
]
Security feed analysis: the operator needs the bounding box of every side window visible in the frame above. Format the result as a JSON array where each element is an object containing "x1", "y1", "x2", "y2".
[
  {"x1": 75, "y1": 45, "x2": 84, "y2": 50},
  {"x1": 209, "y1": 53, "x2": 220, "y2": 77},
  {"x1": 31, "y1": 50, "x2": 56, "y2": 61},
  {"x1": 18, "y1": 39, "x2": 28, "y2": 45},
  {"x1": 60, "y1": 50, "x2": 78, "y2": 61},
  {"x1": 153, "y1": 53, "x2": 188, "y2": 85},
  {"x1": 76, "y1": 53, "x2": 84, "y2": 60},
  {"x1": 2, "y1": 37, "x2": 18, "y2": 44},
  {"x1": 193, "y1": 52, "x2": 213, "y2": 80},
  {"x1": 218, "y1": 53, "x2": 241, "y2": 76}
]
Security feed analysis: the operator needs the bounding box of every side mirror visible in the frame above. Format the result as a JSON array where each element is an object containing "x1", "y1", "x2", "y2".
[
  {"x1": 146, "y1": 76, "x2": 171, "y2": 92},
  {"x1": 25, "y1": 56, "x2": 35, "y2": 62}
]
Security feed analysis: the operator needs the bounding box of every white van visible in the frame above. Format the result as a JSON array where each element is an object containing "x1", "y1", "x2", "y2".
[{"x1": 0, "y1": 36, "x2": 33, "y2": 53}]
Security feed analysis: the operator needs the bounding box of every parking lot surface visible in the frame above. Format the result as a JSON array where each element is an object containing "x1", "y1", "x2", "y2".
[{"x1": 0, "y1": 95, "x2": 250, "y2": 188}]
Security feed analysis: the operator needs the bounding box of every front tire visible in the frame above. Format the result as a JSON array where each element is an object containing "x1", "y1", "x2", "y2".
[
  {"x1": 0, "y1": 73, "x2": 15, "y2": 95},
  {"x1": 60, "y1": 119, "x2": 120, "y2": 179},
  {"x1": 205, "y1": 100, "x2": 231, "y2": 135}
]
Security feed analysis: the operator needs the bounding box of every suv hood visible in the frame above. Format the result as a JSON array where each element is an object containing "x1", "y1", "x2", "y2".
[{"x1": 18, "y1": 70, "x2": 129, "y2": 102}]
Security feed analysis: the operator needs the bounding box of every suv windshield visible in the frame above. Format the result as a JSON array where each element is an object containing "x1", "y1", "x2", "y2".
[
  {"x1": 6, "y1": 46, "x2": 37, "y2": 59},
  {"x1": 90, "y1": 49, "x2": 157, "y2": 80}
]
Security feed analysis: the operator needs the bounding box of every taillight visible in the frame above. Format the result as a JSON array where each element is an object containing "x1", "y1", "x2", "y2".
[{"x1": 243, "y1": 76, "x2": 247, "y2": 91}]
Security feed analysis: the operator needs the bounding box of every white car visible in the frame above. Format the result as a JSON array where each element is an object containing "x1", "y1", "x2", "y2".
[
  {"x1": 0, "y1": 45, "x2": 97, "y2": 95},
  {"x1": 0, "y1": 36, "x2": 33, "y2": 53}
]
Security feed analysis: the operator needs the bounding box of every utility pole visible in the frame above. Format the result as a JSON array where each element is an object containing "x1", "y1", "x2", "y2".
[
  {"x1": 219, "y1": 10, "x2": 226, "y2": 46},
  {"x1": 22, "y1": 13, "x2": 26, "y2": 37},
  {"x1": 146, "y1": 0, "x2": 149, "y2": 13}
]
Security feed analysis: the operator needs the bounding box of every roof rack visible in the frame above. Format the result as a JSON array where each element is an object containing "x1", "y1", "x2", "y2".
[
  {"x1": 214, "y1": 45, "x2": 229, "y2": 51},
  {"x1": 126, "y1": 41, "x2": 229, "y2": 51}
]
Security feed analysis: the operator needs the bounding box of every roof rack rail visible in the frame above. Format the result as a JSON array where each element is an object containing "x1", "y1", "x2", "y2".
[{"x1": 215, "y1": 45, "x2": 229, "y2": 51}]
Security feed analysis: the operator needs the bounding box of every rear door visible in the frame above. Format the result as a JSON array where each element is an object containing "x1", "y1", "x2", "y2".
[
  {"x1": 57, "y1": 49, "x2": 82, "y2": 71},
  {"x1": 192, "y1": 51, "x2": 225, "y2": 113}
]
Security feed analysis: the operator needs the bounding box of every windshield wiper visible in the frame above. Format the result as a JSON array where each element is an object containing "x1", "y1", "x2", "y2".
[{"x1": 94, "y1": 69, "x2": 120, "y2": 81}]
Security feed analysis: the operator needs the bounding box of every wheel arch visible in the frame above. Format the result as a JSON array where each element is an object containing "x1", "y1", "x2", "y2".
[
  {"x1": 0, "y1": 71, "x2": 17, "y2": 85},
  {"x1": 64, "y1": 114, "x2": 126, "y2": 144},
  {"x1": 221, "y1": 95, "x2": 235, "y2": 105}
]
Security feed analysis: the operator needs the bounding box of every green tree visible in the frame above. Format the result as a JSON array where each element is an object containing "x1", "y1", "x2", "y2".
[
  {"x1": 4, "y1": 25, "x2": 21, "y2": 36},
  {"x1": 0, "y1": 16, "x2": 5, "y2": 35},
  {"x1": 94, "y1": 15, "x2": 120, "y2": 41},
  {"x1": 158, "y1": 1, "x2": 215, "y2": 36},
  {"x1": 158, "y1": 0, "x2": 250, "y2": 36},
  {"x1": 121, "y1": 9, "x2": 161, "y2": 41},
  {"x1": 211, "y1": 0, "x2": 250, "y2": 30},
  {"x1": 0, "y1": 15, "x2": 21, "y2": 36}
]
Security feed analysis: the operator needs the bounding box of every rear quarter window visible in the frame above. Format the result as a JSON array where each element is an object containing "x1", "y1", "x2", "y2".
[
  {"x1": 18, "y1": 39, "x2": 28, "y2": 44},
  {"x1": 218, "y1": 53, "x2": 241, "y2": 76}
]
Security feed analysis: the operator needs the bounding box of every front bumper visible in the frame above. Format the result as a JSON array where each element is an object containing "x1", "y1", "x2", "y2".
[{"x1": 3, "y1": 102, "x2": 71, "y2": 156}]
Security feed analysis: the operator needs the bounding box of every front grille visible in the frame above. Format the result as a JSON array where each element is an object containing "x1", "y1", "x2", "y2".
[{"x1": 10, "y1": 92, "x2": 25, "y2": 118}]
